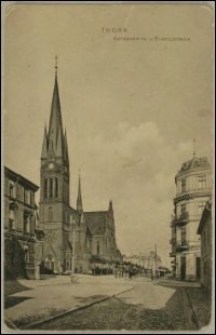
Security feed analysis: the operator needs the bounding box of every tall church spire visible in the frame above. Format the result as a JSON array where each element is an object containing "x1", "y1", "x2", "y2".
[
  {"x1": 64, "y1": 129, "x2": 69, "y2": 163},
  {"x1": 77, "y1": 172, "x2": 83, "y2": 215},
  {"x1": 45, "y1": 57, "x2": 66, "y2": 159}
]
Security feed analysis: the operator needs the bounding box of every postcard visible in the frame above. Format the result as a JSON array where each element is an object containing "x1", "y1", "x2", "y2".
[{"x1": 2, "y1": 2, "x2": 215, "y2": 333}]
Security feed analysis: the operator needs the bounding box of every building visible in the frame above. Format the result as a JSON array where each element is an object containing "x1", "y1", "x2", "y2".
[
  {"x1": 124, "y1": 251, "x2": 162, "y2": 270},
  {"x1": 170, "y1": 152, "x2": 212, "y2": 281},
  {"x1": 4, "y1": 167, "x2": 44, "y2": 280},
  {"x1": 197, "y1": 199, "x2": 212, "y2": 291},
  {"x1": 39, "y1": 65, "x2": 122, "y2": 274}
]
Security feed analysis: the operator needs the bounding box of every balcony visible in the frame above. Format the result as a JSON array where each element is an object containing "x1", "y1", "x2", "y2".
[
  {"x1": 170, "y1": 238, "x2": 176, "y2": 245},
  {"x1": 174, "y1": 188, "x2": 212, "y2": 204},
  {"x1": 171, "y1": 212, "x2": 189, "y2": 227},
  {"x1": 170, "y1": 240, "x2": 189, "y2": 255},
  {"x1": 175, "y1": 241, "x2": 189, "y2": 253}
]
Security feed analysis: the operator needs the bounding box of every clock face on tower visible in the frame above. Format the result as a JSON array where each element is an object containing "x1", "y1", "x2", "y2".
[{"x1": 48, "y1": 162, "x2": 54, "y2": 170}]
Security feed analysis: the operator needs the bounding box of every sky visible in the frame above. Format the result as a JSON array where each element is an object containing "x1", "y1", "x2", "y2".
[{"x1": 3, "y1": 4, "x2": 213, "y2": 267}]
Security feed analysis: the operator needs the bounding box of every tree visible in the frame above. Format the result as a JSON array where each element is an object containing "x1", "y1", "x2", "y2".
[{"x1": 89, "y1": 254, "x2": 101, "y2": 275}]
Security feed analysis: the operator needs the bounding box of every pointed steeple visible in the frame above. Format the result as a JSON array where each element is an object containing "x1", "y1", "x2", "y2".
[
  {"x1": 64, "y1": 129, "x2": 69, "y2": 163},
  {"x1": 41, "y1": 125, "x2": 48, "y2": 159},
  {"x1": 48, "y1": 73, "x2": 63, "y2": 143},
  {"x1": 77, "y1": 173, "x2": 83, "y2": 215},
  {"x1": 48, "y1": 139, "x2": 55, "y2": 158},
  {"x1": 46, "y1": 57, "x2": 66, "y2": 160},
  {"x1": 56, "y1": 126, "x2": 63, "y2": 157}
]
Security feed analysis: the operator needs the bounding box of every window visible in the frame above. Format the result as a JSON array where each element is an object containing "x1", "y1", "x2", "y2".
[
  {"x1": 48, "y1": 207, "x2": 53, "y2": 221},
  {"x1": 24, "y1": 189, "x2": 31, "y2": 204},
  {"x1": 30, "y1": 191, "x2": 34, "y2": 205},
  {"x1": 198, "y1": 175, "x2": 206, "y2": 189},
  {"x1": 9, "y1": 210, "x2": 15, "y2": 230},
  {"x1": 44, "y1": 179, "x2": 48, "y2": 198},
  {"x1": 9, "y1": 183, "x2": 15, "y2": 198},
  {"x1": 24, "y1": 214, "x2": 30, "y2": 234},
  {"x1": 49, "y1": 178, "x2": 53, "y2": 198},
  {"x1": 181, "y1": 179, "x2": 186, "y2": 193},
  {"x1": 181, "y1": 227, "x2": 187, "y2": 245},
  {"x1": 97, "y1": 241, "x2": 100, "y2": 255},
  {"x1": 172, "y1": 227, "x2": 176, "y2": 239},
  {"x1": 24, "y1": 244, "x2": 29, "y2": 263},
  {"x1": 181, "y1": 204, "x2": 187, "y2": 214},
  {"x1": 55, "y1": 178, "x2": 58, "y2": 197},
  {"x1": 198, "y1": 201, "x2": 206, "y2": 215}
]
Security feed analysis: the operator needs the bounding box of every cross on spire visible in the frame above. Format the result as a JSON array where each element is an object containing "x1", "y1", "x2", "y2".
[{"x1": 55, "y1": 55, "x2": 58, "y2": 75}]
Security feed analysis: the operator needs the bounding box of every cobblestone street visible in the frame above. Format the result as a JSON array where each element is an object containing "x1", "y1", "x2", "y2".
[
  {"x1": 30, "y1": 280, "x2": 200, "y2": 331},
  {"x1": 4, "y1": 275, "x2": 212, "y2": 331}
]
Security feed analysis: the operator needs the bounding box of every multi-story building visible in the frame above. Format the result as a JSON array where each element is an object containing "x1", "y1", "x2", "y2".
[
  {"x1": 197, "y1": 199, "x2": 212, "y2": 291},
  {"x1": 170, "y1": 154, "x2": 212, "y2": 281},
  {"x1": 39, "y1": 64, "x2": 122, "y2": 274},
  {"x1": 124, "y1": 252, "x2": 162, "y2": 270},
  {"x1": 4, "y1": 167, "x2": 44, "y2": 279}
]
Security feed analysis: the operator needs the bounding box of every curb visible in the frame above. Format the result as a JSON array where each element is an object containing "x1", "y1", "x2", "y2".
[
  {"x1": 185, "y1": 289, "x2": 201, "y2": 329},
  {"x1": 22, "y1": 285, "x2": 135, "y2": 329}
]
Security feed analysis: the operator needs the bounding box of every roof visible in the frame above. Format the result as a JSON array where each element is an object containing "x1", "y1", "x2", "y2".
[
  {"x1": 84, "y1": 211, "x2": 108, "y2": 235},
  {"x1": 176, "y1": 156, "x2": 211, "y2": 177},
  {"x1": 69, "y1": 207, "x2": 80, "y2": 224},
  {"x1": 197, "y1": 199, "x2": 212, "y2": 234},
  {"x1": 4, "y1": 166, "x2": 39, "y2": 191}
]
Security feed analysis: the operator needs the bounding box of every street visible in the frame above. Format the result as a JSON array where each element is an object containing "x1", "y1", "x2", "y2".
[
  {"x1": 32, "y1": 280, "x2": 197, "y2": 331},
  {"x1": 4, "y1": 274, "x2": 210, "y2": 331}
]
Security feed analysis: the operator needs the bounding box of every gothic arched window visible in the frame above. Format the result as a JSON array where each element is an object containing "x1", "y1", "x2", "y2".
[
  {"x1": 55, "y1": 177, "x2": 58, "y2": 198},
  {"x1": 49, "y1": 178, "x2": 53, "y2": 198},
  {"x1": 44, "y1": 178, "x2": 48, "y2": 198}
]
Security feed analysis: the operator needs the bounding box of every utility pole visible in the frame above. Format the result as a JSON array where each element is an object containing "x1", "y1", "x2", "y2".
[{"x1": 155, "y1": 244, "x2": 157, "y2": 268}]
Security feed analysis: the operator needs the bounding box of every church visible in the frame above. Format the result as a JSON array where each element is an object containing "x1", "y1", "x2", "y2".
[{"x1": 39, "y1": 65, "x2": 122, "y2": 274}]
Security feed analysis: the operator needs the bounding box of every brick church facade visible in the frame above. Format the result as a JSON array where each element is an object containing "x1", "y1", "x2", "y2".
[{"x1": 40, "y1": 68, "x2": 122, "y2": 274}]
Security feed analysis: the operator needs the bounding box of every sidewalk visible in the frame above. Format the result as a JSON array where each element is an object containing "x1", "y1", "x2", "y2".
[
  {"x1": 154, "y1": 275, "x2": 201, "y2": 288},
  {"x1": 186, "y1": 287, "x2": 212, "y2": 329},
  {"x1": 154, "y1": 276, "x2": 212, "y2": 329},
  {"x1": 4, "y1": 275, "x2": 134, "y2": 328}
]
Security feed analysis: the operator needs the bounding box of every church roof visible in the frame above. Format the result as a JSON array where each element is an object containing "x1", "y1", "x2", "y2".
[
  {"x1": 84, "y1": 211, "x2": 107, "y2": 235},
  {"x1": 176, "y1": 156, "x2": 211, "y2": 176}
]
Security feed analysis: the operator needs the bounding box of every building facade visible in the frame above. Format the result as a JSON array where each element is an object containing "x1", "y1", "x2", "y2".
[
  {"x1": 197, "y1": 199, "x2": 212, "y2": 291},
  {"x1": 170, "y1": 154, "x2": 212, "y2": 281},
  {"x1": 39, "y1": 68, "x2": 122, "y2": 274},
  {"x1": 4, "y1": 167, "x2": 44, "y2": 280}
]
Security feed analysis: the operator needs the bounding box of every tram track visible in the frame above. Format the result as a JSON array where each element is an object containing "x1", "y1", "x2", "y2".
[{"x1": 21, "y1": 285, "x2": 135, "y2": 330}]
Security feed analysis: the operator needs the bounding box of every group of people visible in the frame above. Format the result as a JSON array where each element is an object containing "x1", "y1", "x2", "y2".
[{"x1": 114, "y1": 265, "x2": 138, "y2": 279}]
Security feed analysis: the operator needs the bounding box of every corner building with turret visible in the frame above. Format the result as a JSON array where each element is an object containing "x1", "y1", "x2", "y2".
[
  {"x1": 170, "y1": 154, "x2": 212, "y2": 281},
  {"x1": 40, "y1": 69, "x2": 122, "y2": 274}
]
